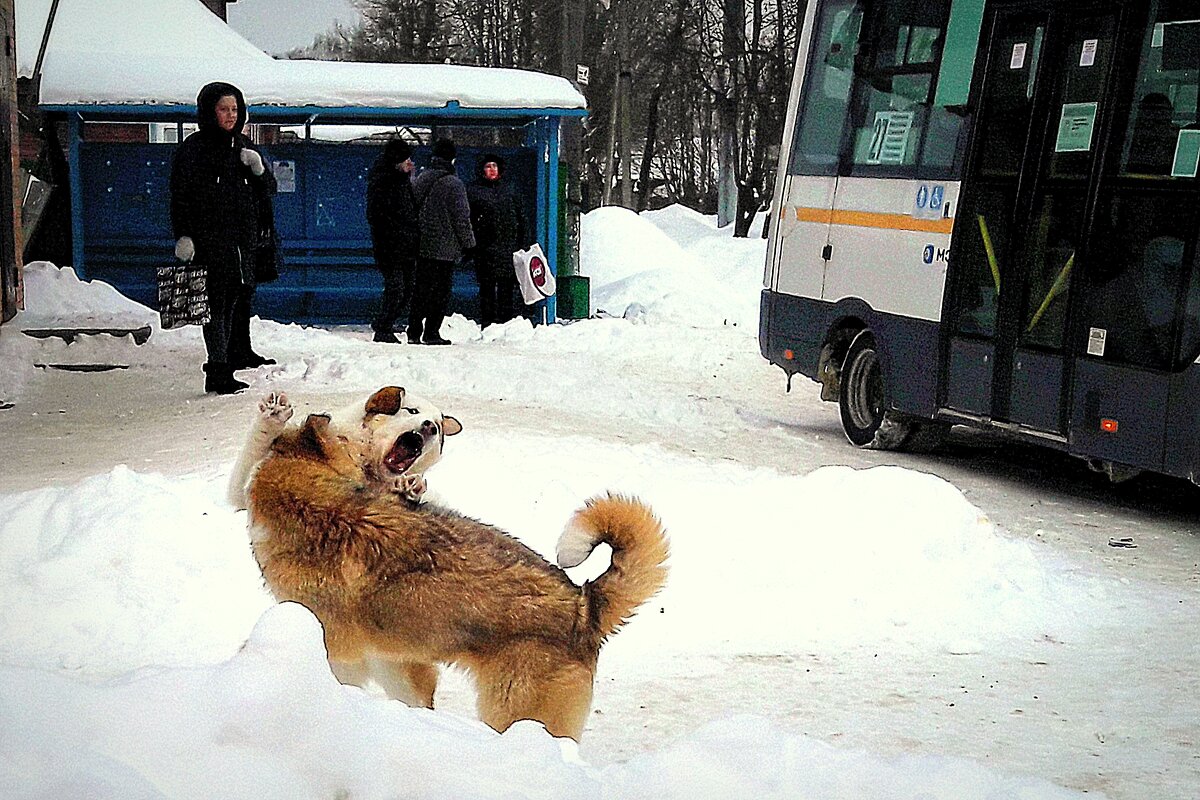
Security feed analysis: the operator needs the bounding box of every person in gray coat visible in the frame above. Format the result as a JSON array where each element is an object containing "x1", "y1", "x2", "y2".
[{"x1": 407, "y1": 138, "x2": 476, "y2": 345}]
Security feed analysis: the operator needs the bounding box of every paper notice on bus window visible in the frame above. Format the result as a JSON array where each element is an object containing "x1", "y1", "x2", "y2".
[
  {"x1": 1055, "y1": 102, "x2": 1097, "y2": 152},
  {"x1": 1080, "y1": 39, "x2": 1098, "y2": 67},
  {"x1": 1010, "y1": 42, "x2": 1027, "y2": 69},
  {"x1": 1088, "y1": 328, "x2": 1107, "y2": 357},
  {"x1": 866, "y1": 111, "x2": 913, "y2": 165},
  {"x1": 1171, "y1": 130, "x2": 1200, "y2": 178},
  {"x1": 1153, "y1": 23, "x2": 1165, "y2": 48}
]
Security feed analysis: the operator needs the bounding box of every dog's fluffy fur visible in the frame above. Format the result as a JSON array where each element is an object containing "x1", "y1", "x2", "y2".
[{"x1": 237, "y1": 389, "x2": 669, "y2": 741}]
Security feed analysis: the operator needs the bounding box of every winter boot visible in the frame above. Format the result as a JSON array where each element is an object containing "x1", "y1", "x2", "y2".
[
  {"x1": 204, "y1": 363, "x2": 249, "y2": 395},
  {"x1": 372, "y1": 330, "x2": 401, "y2": 344},
  {"x1": 230, "y1": 350, "x2": 277, "y2": 369}
]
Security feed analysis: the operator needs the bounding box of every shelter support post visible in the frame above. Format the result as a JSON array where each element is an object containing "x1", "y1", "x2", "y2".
[
  {"x1": 68, "y1": 113, "x2": 84, "y2": 277},
  {"x1": 528, "y1": 118, "x2": 557, "y2": 323}
]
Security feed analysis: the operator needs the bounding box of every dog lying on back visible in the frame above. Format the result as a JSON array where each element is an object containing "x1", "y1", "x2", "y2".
[
  {"x1": 233, "y1": 388, "x2": 669, "y2": 741},
  {"x1": 227, "y1": 386, "x2": 460, "y2": 510}
]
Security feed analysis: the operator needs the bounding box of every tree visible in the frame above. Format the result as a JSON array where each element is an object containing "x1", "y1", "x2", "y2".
[{"x1": 288, "y1": 0, "x2": 808, "y2": 237}]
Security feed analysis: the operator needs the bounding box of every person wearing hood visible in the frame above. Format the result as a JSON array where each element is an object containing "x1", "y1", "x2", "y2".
[
  {"x1": 365, "y1": 138, "x2": 418, "y2": 344},
  {"x1": 467, "y1": 153, "x2": 529, "y2": 327},
  {"x1": 407, "y1": 138, "x2": 475, "y2": 345},
  {"x1": 170, "y1": 81, "x2": 277, "y2": 394}
]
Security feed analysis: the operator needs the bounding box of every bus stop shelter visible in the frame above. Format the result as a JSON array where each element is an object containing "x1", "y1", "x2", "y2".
[{"x1": 19, "y1": 0, "x2": 587, "y2": 322}]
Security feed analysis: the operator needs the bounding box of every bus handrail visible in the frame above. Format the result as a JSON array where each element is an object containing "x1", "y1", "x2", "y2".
[
  {"x1": 1026, "y1": 251, "x2": 1075, "y2": 333},
  {"x1": 977, "y1": 214, "x2": 1001, "y2": 295}
]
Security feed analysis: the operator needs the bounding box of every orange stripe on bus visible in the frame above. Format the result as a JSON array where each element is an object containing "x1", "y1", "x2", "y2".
[{"x1": 794, "y1": 206, "x2": 954, "y2": 234}]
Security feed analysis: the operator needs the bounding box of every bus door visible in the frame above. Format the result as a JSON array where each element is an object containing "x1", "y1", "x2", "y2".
[{"x1": 944, "y1": 2, "x2": 1120, "y2": 433}]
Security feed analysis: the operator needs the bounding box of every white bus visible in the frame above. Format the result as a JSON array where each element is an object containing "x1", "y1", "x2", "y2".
[{"x1": 760, "y1": 0, "x2": 1200, "y2": 482}]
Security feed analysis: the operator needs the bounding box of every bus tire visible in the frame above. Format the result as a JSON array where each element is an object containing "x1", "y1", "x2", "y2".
[{"x1": 838, "y1": 331, "x2": 913, "y2": 450}]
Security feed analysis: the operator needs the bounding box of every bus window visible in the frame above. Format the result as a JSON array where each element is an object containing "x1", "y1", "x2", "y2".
[
  {"x1": 843, "y1": 0, "x2": 955, "y2": 178},
  {"x1": 1087, "y1": 195, "x2": 1192, "y2": 368},
  {"x1": 1121, "y1": 15, "x2": 1200, "y2": 177},
  {"x1": 1080, "y1": 1, "x2": 1200, "y2": 371},
  {"x1": 789, "y1": 1, "x2": 863, "y2": 176}
]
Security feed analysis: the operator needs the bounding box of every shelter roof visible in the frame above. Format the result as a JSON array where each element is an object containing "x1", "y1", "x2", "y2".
[{"x1": 16, "y1": 0, "x2": 587, "y2": 117}]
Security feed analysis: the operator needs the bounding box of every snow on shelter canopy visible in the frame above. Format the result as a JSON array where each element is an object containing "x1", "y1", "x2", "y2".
[{"x1": 16, "y1": 0, "x2": 588, "y2": 120}]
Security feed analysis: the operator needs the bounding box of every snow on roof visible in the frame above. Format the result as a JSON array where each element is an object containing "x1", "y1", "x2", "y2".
[{"x1": 15, "y1": 0, "x2": 586, "y2": 113}]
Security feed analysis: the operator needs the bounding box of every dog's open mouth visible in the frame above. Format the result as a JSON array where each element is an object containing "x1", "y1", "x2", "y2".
[{"x1": 383, "y1": 431, "x2": 426, "y2": 474}]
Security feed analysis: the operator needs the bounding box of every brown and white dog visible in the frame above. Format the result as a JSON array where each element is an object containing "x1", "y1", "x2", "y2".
[{"x1": 234, "y1": 388, "x2": 669, "y2": 741}]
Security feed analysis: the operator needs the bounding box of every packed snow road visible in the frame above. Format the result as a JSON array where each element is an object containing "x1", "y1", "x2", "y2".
[{"x1": 1, "y1": 205, "x2": 1198, "y2": 798}]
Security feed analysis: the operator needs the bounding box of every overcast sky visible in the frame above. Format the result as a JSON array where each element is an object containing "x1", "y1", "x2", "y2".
[{"x1": 226, "y1": 0, "x2": 362, "y2": 55}]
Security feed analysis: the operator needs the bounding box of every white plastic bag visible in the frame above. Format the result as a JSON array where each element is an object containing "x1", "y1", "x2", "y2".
[{"x1": 512, "y1": 243, "x2": 556, "y2": 304}]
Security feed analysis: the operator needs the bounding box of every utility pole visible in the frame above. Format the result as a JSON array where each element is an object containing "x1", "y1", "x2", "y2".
[
  {"x1": 617, "y1": 3, "x2": 633, "y2": 209},
  {"x1": 558, "y1": 0, "x2": 586, "y2": 280},
  {"x1": 553, "y1": 0, "x2": 594, "y2": 320},
  {"x1": 600, "y1": 0, "x2": 634, "y2": 209},
  {"x1": 716, "y1": 0, "x2": 742, "y2": 228}
]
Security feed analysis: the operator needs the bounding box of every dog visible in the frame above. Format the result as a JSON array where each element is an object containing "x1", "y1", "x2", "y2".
[
  {"x1": 237, "y1": 389, "x2": 669, "y2": 741},
  {"x1": 227, "y1": 385, "x2": 461, "y2": 510}
]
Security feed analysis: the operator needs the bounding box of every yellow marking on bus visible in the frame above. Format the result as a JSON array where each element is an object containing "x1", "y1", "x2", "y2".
[
  {"x1": 977, "y1": 214, "x2": 1001, "y2": 295},
  {"x1": 1026, "y1": 251, "x2": 1075, "y2": 333},
  {"x1": 794, "y1": 206, "x2": 954, "y2": 234}
]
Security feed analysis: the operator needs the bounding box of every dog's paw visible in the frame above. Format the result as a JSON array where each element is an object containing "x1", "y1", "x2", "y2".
[
  {"x1": 391, "y1": 473, "x2": 427, "y2": 503},
  {"x1": 258, "y1": 392, "x2": 294, "y2": 427}
]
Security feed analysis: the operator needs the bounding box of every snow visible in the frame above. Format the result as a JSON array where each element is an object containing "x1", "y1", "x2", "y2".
[
  {"x1": 2, "y1": 205, "x2": 1198, "y2": 799},
  {"x1": 16, "y1": 0, "x2": 585, "y2": 111}
]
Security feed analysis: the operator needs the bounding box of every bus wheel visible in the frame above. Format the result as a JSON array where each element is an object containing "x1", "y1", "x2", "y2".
[{"x1": 838, "y1": 332, "x2": 912, "y2": 450}]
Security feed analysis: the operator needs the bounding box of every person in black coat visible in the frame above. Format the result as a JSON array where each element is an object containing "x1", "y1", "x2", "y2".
[
  {"x1": 366, "y1": 138, "x2": 418, "y2": 343},
  {"x1": 407, "y1": 138, "x2": 476, "y2": 345},
  {"x1": 170, "y1": 81, "x2": 277, "y2": 394},
  {"x1": 467, "y1": 153, "x2": 529, "y2": 327}
]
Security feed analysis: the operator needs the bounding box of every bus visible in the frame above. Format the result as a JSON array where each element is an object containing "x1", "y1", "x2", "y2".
[{"x1": 759, "y1": 0, "x2": 1200, "y2": 482}]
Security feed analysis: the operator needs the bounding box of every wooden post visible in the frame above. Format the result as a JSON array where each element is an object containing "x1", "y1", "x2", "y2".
[{"x1": 0, "y1": 0, "x2": 22, "y2": 324}]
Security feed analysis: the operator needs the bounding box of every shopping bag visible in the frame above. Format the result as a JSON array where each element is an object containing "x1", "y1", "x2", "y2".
[
  {"x1": 512, "y1": 243, "x2": 556, "y2": 305},
  {"x1": 157, "y1": 261, "x2": 210, "y2": 329}
]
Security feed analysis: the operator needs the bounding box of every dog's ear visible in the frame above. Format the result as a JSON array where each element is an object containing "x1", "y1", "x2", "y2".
[
  {"x1": 442, "y1": 415, "x2": 463, "y2": 436},
  {"x1": 297, "y1": 413, "x2": 335, "y2": 457},
  {"x1": 296, "y1": 413, "x2": 360, "y2": 475},
  {"x1": 365, "y1": 386, "x2": 406, "y2": 416}
]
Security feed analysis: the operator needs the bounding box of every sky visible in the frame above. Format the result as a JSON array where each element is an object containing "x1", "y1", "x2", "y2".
[
  {"x1": 226, "y1": 0, "x2": 362, "y2": 55},
  {"x1": 2, "y1": 205, "x2": 1197, "y2": 799}
]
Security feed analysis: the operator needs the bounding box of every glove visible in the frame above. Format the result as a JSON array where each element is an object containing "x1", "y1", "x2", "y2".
[
  {"x1": 239, "y1": 148, "x2": 266, "y2": 176},
  {"x1": 174, "y1": 236, "x2": 195, "y2": 263}
]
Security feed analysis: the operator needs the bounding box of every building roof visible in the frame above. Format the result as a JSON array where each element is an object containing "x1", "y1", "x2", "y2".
[{"x1": 16, "y1": 0, "x2": 587, "y2": 116}]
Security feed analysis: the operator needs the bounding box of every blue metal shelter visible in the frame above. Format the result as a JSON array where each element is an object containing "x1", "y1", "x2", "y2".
[{"x1": 43, "y1": 101, "x2": 586, "y2": 324}]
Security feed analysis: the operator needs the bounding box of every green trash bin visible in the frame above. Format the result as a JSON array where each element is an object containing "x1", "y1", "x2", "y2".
[{"x1": 557, "y1": 274, "x2": 590, "y2": 320}]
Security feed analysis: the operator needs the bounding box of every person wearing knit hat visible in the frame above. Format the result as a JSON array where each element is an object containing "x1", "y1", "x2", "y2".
[
  {"x1": 468, "y1": 153, "x2": 530, "y2": 327},
  {"x1": 407, "y1": 138, "x2": 475, "y2": 345},
  {"x1": 365, "y1": 137, "x2": 418, "y2": 343}
]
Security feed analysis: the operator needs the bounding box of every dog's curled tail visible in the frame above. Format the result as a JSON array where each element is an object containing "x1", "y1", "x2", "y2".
[{"x1": 556, "y1": 493, "x2": 669, "y2": 642}]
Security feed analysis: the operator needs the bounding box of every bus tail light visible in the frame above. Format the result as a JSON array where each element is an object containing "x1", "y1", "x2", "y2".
[
  {"x1": 783, "y1": 349, "x2": 794, "y2": 360},
  {"x1": 1100, "y1": 418, "x2": 1119, "y2": 433}
]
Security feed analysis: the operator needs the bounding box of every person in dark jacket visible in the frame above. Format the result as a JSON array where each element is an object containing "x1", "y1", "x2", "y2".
[
  {"x1": 366, "y1": 137, "x2": 418, "y2": 343},
  {"x1": 170, "y1": 81, "x2": 277, "y2": 394},
  {"x1": 407, "y1": 138, "x2": 476, "y2": 345},
  {"x1": 467, "y1": 153, "x2": 529, "y2": 327}
]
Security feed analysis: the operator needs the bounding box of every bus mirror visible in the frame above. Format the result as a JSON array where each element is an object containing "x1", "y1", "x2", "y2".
[{"x1": 1161, "y1": 20, "x2": 1200, "y2": 71}]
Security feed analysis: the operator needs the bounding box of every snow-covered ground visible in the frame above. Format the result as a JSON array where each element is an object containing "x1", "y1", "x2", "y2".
[{"x1": 1, "y1": 205, "x2": 1198, "y2": 800}]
